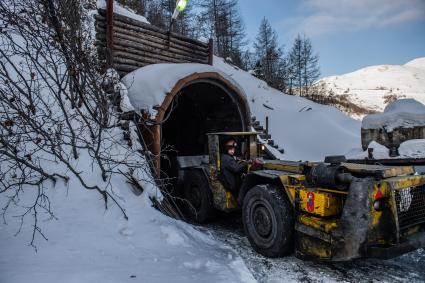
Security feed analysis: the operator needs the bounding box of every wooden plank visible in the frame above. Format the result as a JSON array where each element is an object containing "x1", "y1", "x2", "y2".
[
  {"x1": 97, "y1": 9, "x2": 208, "y2": 48},
  {"x1": 95, "y1": 23, "x2": 208, "y2": 59},
  {"x1": 113, "y1": 54, "x2": 204, "y2": 67},
  {"x1": 96, "y1": 35, "x2": 208, "y2": 65},
  {"x1": 95, "y1": 31, "x2": 208, "y2": 63},
  {"x1": 208, "y1": 39, "x2": 214, "y2": 65},
  {"x1": 113, "y1": 51, "x2": 184, "y2": 66},
  {"x1": 95, "y1": 13, "x2": 209, "y2": 53},
  {"x1": 113, "y1": 47, "x2": 206, "y2": 65},
  {"x1": 95, "y1": 20, "x2": 209, "y2": 56}
]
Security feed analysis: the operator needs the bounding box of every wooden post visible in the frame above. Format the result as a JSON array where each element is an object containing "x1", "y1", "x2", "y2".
[
  {"x1": 106, "y1": 0, "x2": 114, "y2": 68},
  {"x1": 208, "y1": 38, "x2": 214, "y2": 65},
  {"x1": 266, "y1": 116, "x2": 269, "y2": 136}
]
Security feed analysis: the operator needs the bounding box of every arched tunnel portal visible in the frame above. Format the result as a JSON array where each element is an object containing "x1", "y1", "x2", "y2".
[{"x1": 142, "y1": 72, "x2": 251, "y2": 184}]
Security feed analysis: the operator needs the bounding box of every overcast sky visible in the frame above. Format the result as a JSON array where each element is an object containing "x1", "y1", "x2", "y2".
[{"x1": 239, "y1": 0, "x2": 425, "y2": 77}]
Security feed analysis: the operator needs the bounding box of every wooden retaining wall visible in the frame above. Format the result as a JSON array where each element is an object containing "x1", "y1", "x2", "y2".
[{"x1": 95, "y1": 8, "x2": 213, "y2": 77}]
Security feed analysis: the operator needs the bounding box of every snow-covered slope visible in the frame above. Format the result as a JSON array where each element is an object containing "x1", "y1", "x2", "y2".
[
  {"x1": 362, "y1": 99, "x2": 425, "y2": 131},
  {"x1": 319, "y1": 57, "x2": 425, "y2": 117},
  {"x1": 213, "y1": 57, "x2": 361, "y2": 161},
  {"x1": 123, "y1": 57, "x2": 361, "y2": 162},
  {"x1": 0, "y1": 149, "x2": 254, "y2": 283}
]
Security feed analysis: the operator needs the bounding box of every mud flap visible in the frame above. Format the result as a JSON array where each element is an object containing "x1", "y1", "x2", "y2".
[{"x1": 331, "y1": 178, "x2": 374, "y2": 261}]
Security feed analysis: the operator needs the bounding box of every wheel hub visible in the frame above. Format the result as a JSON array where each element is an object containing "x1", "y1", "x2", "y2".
[{"x1": 253, "y1": 205, "x2": 272, "y2": 237}]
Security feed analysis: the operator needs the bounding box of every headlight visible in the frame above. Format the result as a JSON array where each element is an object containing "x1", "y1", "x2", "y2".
[{"x1": 373, "y1": 199, "x2": 386, "y2": 211}]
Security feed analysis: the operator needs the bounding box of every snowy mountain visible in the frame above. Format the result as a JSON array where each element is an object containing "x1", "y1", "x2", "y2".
[{"x1": 318, "y1": 57, "x2": 425, "y2": 119}]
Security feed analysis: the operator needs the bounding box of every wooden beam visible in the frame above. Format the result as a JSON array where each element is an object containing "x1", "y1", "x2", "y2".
[
  {"x1": 208, "y1": 38, "x2": 214, "y2": 65},
  {"x1": 98, "y1": 9, "x2": 209, "y2": 48},
  {"x1": 106, "y1": 0, "x2": 114, "y2": 68}
]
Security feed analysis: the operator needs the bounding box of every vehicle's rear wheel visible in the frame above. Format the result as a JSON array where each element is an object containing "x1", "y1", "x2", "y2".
[
  {"x1": 183, "y1": 170, "x2": 214, "y2": 223},
  {"x1": 242, "y1": 184, "x2": 294, "y2": 257}
]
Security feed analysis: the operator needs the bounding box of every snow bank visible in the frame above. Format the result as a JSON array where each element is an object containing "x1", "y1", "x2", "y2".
[
  {"x1": 347, "y1": 139, "x2": 425, "y2": 159},
  {"x1": 0, "y1": 149, "x2": 255, "y2": 283},
  {"x1": 362, "y1": 99, "x2": 425, "y2": 131},
  {"x1": 347, "y1": 141, "x2": 391, "y2": 159},
  {"x1": 122, "y1": 63, "x2": 245, "y2": 119},
  {"x1": 97, "y1": 0, "x2": 150, "y2": 24},
  {"x1": 399, "y1": 139, "x2": 425, "y2": 158}
]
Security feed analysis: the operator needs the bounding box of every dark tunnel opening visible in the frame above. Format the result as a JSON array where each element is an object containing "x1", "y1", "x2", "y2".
[{"x1": 160, "y1": 80, "x2": 248, "y2": 186}]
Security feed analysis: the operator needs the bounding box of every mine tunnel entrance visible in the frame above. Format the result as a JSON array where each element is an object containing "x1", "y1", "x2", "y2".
[{"x1": 160, "y1": 79, "x2": 249, "y2": 186}]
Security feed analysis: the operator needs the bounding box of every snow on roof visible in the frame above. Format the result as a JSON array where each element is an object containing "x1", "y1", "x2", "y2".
[
  {"x1": 97, "y1": 0, "x2": 150, "y2": 24},
  {"x1": 121, "y1": 63, "x2": 246, "y2": 117},
  {"x1": 362, "y1": 99, "x2": 425, "y2": 131}
]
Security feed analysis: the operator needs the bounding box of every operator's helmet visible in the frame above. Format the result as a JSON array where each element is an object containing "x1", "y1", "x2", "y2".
[{"x1": 224, "y1": 138, "x2": 238, "y2": 151}]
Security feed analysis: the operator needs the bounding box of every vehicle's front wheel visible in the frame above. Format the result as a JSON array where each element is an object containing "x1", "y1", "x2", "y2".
[
  {"x1": 242, "y1": 184, "x2": 294, "y2": 257},
  {"x1": 183, "y1": 170, "x2": 214, "y2": 223}
]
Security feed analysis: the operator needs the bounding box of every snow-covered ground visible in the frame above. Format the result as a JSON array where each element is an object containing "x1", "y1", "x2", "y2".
[
  {"x1": 362, "y1": 98, "x2": 425, "y2": 131},
  {"x1": 347, "y1": 139, "x2": 425, "y2": 160},
  {"x1": 123, "y1": 58, "x2": 361, "y2": 162},
  {"x1": 319, "y1": 57, "x2": 425, "y2": 118},
  {"x1": 345, "y1": 99, "x2": 425, "y2": 160},
  {"x1": 213, "y1": 57, "x2": 361, "y2": 161},
  {"x1": 0, "y1": 147, "x2": 255, "y2": 283},
  {"x1": 1, "y1": 2, "x2": 424, "y2": 283}
]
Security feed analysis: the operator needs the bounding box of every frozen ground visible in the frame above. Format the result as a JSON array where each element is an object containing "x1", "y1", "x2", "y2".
[{"x1": 202, "y1": 213, "x2": 425, "y2": 283}]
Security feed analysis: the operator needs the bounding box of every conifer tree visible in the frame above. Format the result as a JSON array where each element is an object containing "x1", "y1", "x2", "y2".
[{"x1": 253, "y1": 17, "x2": 285, "y2": 90}]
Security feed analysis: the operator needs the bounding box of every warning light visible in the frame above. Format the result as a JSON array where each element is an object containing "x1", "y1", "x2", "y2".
[{"x1": 176, "y1": 0, "x2": 188, "y2": 12}]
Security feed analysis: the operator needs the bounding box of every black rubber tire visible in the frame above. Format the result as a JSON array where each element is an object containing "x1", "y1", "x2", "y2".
[
  {"x1": 242, "y1": 184, "x2": 294, "y2": 257},
  {"x1": 183, "y1": 170, "x2": 215, "y2": 223}
]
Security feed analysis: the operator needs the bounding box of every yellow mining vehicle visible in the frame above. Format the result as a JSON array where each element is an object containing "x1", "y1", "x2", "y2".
[{"x1": 177, "y1": 132, "x2": 425, "y2": 261}]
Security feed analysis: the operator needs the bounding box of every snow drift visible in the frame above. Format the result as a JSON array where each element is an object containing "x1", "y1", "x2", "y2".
[{"x1": 362, "y1": 99, "x2": 425, "y2": 131}]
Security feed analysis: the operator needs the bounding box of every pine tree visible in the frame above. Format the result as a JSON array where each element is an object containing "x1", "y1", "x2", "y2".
[
  {"x1": 301, "y1": 36, "x2": 320, "y2": 96},
  {"x1": 288, "y1": 34, "x2": 320, "y2": 96},
  {"x1": 198, "y1": 0, "x2": 246, "y2": 65},
  {"x1": 253, "y1": 17, "x2": 285, "y2": 90},
  {"x1": 289, "y1": 34, "x2": 303, "y2": 96}
]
